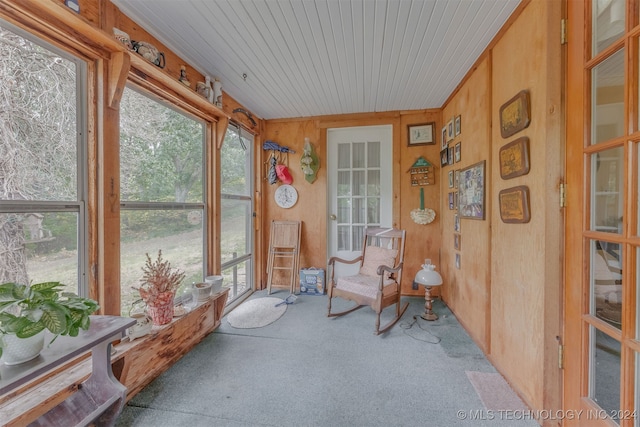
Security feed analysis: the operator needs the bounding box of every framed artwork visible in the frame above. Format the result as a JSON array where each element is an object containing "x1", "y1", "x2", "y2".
[
  {"x1": 455, "y1": 253, "x2": 461, "y2": 269},
  {"x1": 448, "y1": 192, "x2": 454, "y2": 210},
  {"x1": 454, "y1": 233, "x2": 460, "y2": 250},
  {"x1": 454, "y1": 169, "x2": 460, "y2": 189},
  {"x1": 499, "y1": 185, "x2": 531, "y2": 223},
  {"x1": 454, "y1": 115, "x2": 461, "y2": 136},
  {"x1": 448, "y1": 170, "x2": 454, "y2": 188},
  {"x1": 448, "y1": 146, "x2": 454, "y2": 165},
  {"x1": 408, "y1": 122, "x2": 435, "y2": 146},
  {"x1": 499, "y1": 90, "x2": 531, "y2": 138},
  {"x1": 440, "y1": 149, "x2": 449, "y2": 167},
  {"x1": 454, "y1": 213, "x2": 461, "y2": 232},
  {"x1": 458, "y1": 160, "x2": 486, "y2": 220},
  {"x1": 441, "y1": 127, "x2": 448, "y2": 149},
  {"x1": 454, "y1": 191, "x2": 458, "y2": 210},
  {"x1": 499, "y1": 136, "x2": 530, "y2": 179},
  {"x1": 454, "y1": 142, "x2": 461, "y2": 163},
  {"x1": 447, "y1": 119, "x2": 454, "y2": 141}
]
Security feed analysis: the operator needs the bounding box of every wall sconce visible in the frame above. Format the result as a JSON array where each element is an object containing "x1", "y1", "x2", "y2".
[{"x1": 414, "y1": 259, "x2": 443, "y2": 321}]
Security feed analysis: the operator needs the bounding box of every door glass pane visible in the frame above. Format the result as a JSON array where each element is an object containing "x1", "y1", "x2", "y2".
[
  {"x1": 591, "y1": 147, "x2": 624, "y2": 232},
  {"x1": 593, "y1": 0, "x2": 625, "y2": 55},
  {"x1": 338, "y1": 143, "x2": 350, "y2": 169},
  {"x1": 220, "y1": 198, "x2": 251, "y2": 264},
  {"x1": 337, "y1": 171, "x2": 350, "y2": 196},
  {"x1": 353, "y1": 171, "x2": 365, "y2": 196},
  {"x1": 353, "y1": 142, "x2": 365, "y2": 168},
  {"x1": 337, "y1": 225, "x2": 349, "y2": 251},
  {"x1": 352, "y1": 198, "x2": 365, "y2": 224},
  {"x1": 367, "y1": 140, "x2": 380, "y2": 167},
  {"x1": 337, "y1": 198, "x2": 350, "y2": 223},
  {"x1": 590, "y1": 239, "x2": 622, "y2": 328},
  {"x1": 352, "y1": 226, "x2": 364, "y2": 250},
  {"x1": 367, "y1": 197, "x2": 380, "y2": 224},
  {"x1": 368, "y1": 170, "x2": 380, "y2": 196},
  {"x1": 592, "y1": 49, "x2": 624, "y2": 144},
  {"x1": 590, "y1": 326, "x2": 621, "y2": 422}
]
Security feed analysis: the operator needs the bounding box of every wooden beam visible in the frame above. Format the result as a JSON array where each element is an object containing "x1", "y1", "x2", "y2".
[
  {"x1": 107, "y1": 51, "x2": 129, "y2": 109},
  {"x1": 216, "y1": 117, "x2": 229, "y2": 149}
]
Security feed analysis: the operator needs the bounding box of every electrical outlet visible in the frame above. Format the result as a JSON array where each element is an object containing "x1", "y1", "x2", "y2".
[{"x1": 412, "y1": 280, "x2": 418, "y2": 290}]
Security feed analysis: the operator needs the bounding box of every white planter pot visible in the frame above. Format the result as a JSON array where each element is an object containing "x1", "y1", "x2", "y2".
[{"x1": 1, "y1": 331, "x2": 46, "y2": 365}]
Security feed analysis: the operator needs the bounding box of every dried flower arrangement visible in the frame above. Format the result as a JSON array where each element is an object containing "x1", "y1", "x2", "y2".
[{"x1": 135, "y1": 250, "x2": 185, "y2": 307}]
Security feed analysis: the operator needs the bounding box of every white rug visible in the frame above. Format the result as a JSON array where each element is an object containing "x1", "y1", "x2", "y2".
[{"x1": 227, "y1": 297, "x2": 287, "y2": 329}]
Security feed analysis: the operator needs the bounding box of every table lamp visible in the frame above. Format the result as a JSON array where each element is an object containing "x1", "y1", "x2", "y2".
[{"x1": 414, "y1": 259, "x2": 443, "y2": 320}]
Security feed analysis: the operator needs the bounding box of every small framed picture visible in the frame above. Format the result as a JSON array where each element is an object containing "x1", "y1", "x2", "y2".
[
  {"x1": 440, "y1": 149, "x2": 449, "y2": 167},
  {"x1": 449, "y1": 192, "x2": 454, "y2": 210},
  {"x1": 447, "y1": 119, "x2": 454, "y2": 141},
  {"x1": 441, "y1": 126, "x2": 448, "y2": 149},
  {"x1": 454, "y1": 191, "x2": 458, "y2": 210},
  {"x1": 454, "y1": 233, "x2": 460, "y2": 250},
  {"x1": 455, "y1": 142, "x2": 461, "y2": 163},
  {"x1": 408, "y1": 122, "x2": 435, "y2": 146},
  {"x1": 448, "y1": 170, "x2": 454, "y2": 188},
  {"x1": 455, "y1": 115, "x2": 461, "y2": 136},
  {"x1": 455, "y1": 169, "x2": 460, "y2": 189},
  {"x1": 454, "y1": 213, "x2": 461, "y2": 232},
  {"x1": 448, "y1": 146, "x2": 454, "y2": 165},
  {"x1": 455, "y1": 253, "x2": 461, "y2": 269}
]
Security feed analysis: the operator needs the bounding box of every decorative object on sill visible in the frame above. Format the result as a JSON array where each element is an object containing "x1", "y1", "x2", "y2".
[
  {"x1": 178, "y1": 65, "x2": 190, "y2": 87},
  {"x1": 232, "y1": 107, "x2": 257, "y2": 127},
  {"x1": 0, "y1": 281, "x2": 99, "y2": 364},
  {"x1": 196, "y1": 81, "x2": 209, "y2": 98},
  {"x1": 499, "y1": 185, "x2": 531, "y2": 224},
  {"x1": 192, "y1": 282, "x2": 213, "y2": 302},
  {"x1": 126, "y1": 312, "x2": 152, "y2": 341},
  {"x1": 410, "y1": 187, "x2": 436, "y2": 225},
  {"x1": 213, "y1": 78, "x2": 223, "y2": 107},
  {"x1": 65, "y1": 0, "x2": 80, "y2": 13},
  {"x1": 300, "y1": 137, "x2": 320, "y2": 183},
  {"x1": 499, "y1": 90, "x2": 530, "y2": 138},
  {"x1": 408, "y1": 156, "x2": 433, "y2": 186},
  {"x1": 204, "y1": 275, "x2": 224, "y2": 295},
  {"x1": 205, "y1": 75, "x2": 214, "y2": 103},
  {"x1": 499, "y1": 136, "x2": 530, "y2": 179},
  {"x1": 131, "y1": 40, "x2": 165, "y2": 68},
  {"x1": 134, "y1": 250, "x2": 185, "y2": 326},
  {"x1": 112, "y1": 28, "x2": 133, "y2": 50},
  {"x1": 414, "y1": 260, "x2": 443, "y2": 321}
]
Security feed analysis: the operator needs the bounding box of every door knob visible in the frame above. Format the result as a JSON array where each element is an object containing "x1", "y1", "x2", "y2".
[{"x1": 330, "y1": 214, "x2": 337, "y2": 220}]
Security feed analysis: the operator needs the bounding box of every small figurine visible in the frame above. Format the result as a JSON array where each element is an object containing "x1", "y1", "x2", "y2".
[{"x1": 179, "y1": 65, "x2": 191, "y2": 87}]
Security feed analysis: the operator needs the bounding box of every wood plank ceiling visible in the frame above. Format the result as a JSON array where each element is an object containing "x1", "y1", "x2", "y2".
[{"x1": 111, "y1": 0, "x2": 521, "y2": 120}]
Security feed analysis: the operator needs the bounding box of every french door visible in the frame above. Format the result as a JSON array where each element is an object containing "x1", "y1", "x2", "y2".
[{"x1": 566, "y1": 1, "x2": 640, "y2": 425}]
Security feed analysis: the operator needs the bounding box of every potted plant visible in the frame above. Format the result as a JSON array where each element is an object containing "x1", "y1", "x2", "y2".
[
  {"x1": 134, "y1": 250, "x2": 185, "y2": 326},
  {"x1": 0, "y1": 281, "x2": 100, "y2": 365}
]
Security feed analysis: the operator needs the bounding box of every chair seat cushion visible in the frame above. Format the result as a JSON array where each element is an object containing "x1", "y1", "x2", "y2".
[
  {"x1": 336, "y1": 274, "x2": 396, "y2": 300},
  {"x1": 359, "y1": 246, "x2": 397, "y2": 279}
]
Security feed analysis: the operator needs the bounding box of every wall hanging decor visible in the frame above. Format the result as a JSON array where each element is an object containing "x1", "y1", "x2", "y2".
[
  {"x1": 300, "y1": 137, "x2": 320, "y2": 183},
  {"x1": 458, "y1": 160, "x2": 486, "y2": 220},
  {"x1": 410, "y1": 187, "x2": 436, "y2": 225},
  {"x1": 499, "y1": 185, "x2": 531, "y2": 223},
  {"x1": 408, "y1": 156, "x2": 434, "y2": 186},
  {"x1": 454, "y1": 142, "x2": 461, "y2": 163},
  {"x1": 455, "y1": 115, "x2": 462, "y2": 136},
  {"x1": 131, "y1": 40, "x2": 165, "y2": 68},
  {"x1": 408, "y1": 122, "x2": 435, "y2": 146},
  {"x1": 263, "y1": 140, "x2": 295, "y2": 185},
  {"x1": 499, "y1": 136, "x2": 530, "y2": 179},
  {"x1": 499, "y1": 90, "x2": 530, "y2": 138}
]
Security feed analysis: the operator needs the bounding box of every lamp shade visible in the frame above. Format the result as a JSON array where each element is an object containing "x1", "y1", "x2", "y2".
[{"x1": 414, "y1": 262, "x2": 443, "y2": 287}]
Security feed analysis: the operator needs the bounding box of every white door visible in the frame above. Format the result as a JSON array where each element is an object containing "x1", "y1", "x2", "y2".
[{"x1": 327, "y1": 125, "x2": 393, "y2": 276}]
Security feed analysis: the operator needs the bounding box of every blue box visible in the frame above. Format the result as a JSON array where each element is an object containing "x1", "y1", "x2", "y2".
[{"x1": 299, "y1": 268, "x2": 325, "y2": 295}]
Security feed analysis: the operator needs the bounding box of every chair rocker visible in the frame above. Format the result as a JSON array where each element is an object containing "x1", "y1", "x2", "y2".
[{"x1": 327, "y1": 227, "x2": 408, "y2": 335}]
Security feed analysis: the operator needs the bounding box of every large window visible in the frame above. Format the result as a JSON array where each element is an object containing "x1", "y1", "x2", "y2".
[
  {"x1": 0, "y1": 21, "x2": 87, "y2": 295},
  {"x1": 119, "y1": 86, "x2": 206, "y2": 314}
]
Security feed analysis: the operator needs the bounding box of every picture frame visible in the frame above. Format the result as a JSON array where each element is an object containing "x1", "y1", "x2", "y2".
[
  {"x1": 440, "y1": 149, "x2": 449, "y2": 167},
  {"x1": 454, "y1": 115, "x2": 461, "y2": 136},
  {"x1": 458, "y1": 160, "x2": 486, "y2": 220},
  {"x1": 454, "y1": 213, "x2": 461, "y2": 232},
  {"x1": 447, "y1": 119, "x2": 454, "y2": 141},
  {"x1": 499, "y1": 90, "x2": 531, "y2": 138},
  {"x1": 449, "y1": 192, "x2": 454, "y2": 210},
  {"x1": 454, "y1": 142, "x2": 461, "y2": 163},
  {"x1": 408, "y1": 122, "x2": 435, "y2": 146},
  {"x1": 448, "y1": 170, "x2": 454, "y2": 188},
  {"x1": 499, "y1": 185, "x2": 531, "y2": 223},
  {"x1": 499, "y1": 136, "x2": 530, "y2": 179},
  {"x1": 454, "y1": 169, "x2": 460, "y2": 189},
  {"x1": 454, "y1": 233, "x2": 461, "y2": 250},
  {"x1": 448, "y1": 146, "x2": 454, "y2": 165},
  {"x1": 441, "y1": 126, "x2": 448, "y2": 150},
  {"x1": 455, "y1": 253, "x2": 461, "y2": 269}
]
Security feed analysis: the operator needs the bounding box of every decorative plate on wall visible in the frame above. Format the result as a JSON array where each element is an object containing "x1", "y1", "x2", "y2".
[{"x1": 274, "y1": 184, "x2": 298, "y2": 209}]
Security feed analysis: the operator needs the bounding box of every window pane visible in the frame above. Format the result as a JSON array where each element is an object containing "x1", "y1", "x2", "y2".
[
  {"x1": 338, "y1": 143, "x2": 350, "y2": 169},
  {"x1": 590, "y1": 327, "x2": 621, "y2": 422},
  {"x1": 592, "y1": 49, "x2": 624, "y2": 145},
  {"x1": 590, "y1": 239, "x2": 622, "y2": 328},
  {"x1": 221, "y1": 198, "x2": 251, "y2": 264},
  {"x1": 353, "y1": 198, "x2": 365, "y2": 224},
  {"x1": 337, "y1": 171, "x2": 351, "y2": 197},
  {"x1": 353, "y1": 171, "x2": 365, "y2": 196},
  {"x1": 593, "y1": 0, "x2": 625, "y2": 56},
  {"x1": 120, "y1": 209, "x2": 203, "y2": 315},
  {"x1": 337, "y1": 198, "x2": 350, "y2": 223},
  {"x1": 222, "y1": 259, "x2": 249, "y2": 301},
  {"x1": 120, "y1": 87, "x2": 204, "y2": 203},
  {"x1": 591, "y1": 147, "x2": 623, "y2": 232},
  {"x1": 367, "y1": 197, "x2": 380, "y2": 224},
  {"x1": 337, "y1": 225, "x2": 349, "y2": 251},
  {"x1": 368, "y1": 170, "x2": 380, "y2": 196},
  {"x1": 353, "y1": 142, "x2": 365, "y2": 168},
  {"x1": 367, "y1": 140, "x2": 380, "y2": 168},
  {"x1": 221, "y1": 128, "x2": 251, "y2": 196}
]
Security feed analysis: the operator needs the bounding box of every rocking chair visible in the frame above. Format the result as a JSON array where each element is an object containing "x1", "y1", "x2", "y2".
[{"x1": 327, "y1": 227, "x2": 408, "y2": 335}]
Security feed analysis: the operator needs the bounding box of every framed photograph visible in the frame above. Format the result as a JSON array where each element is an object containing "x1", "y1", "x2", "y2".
[
  {"x1": 408, "y1": 122, "x2": 435, "y2": 146},
  {"x1": 455, "y1": 253, "x2": 461, "y2": 269},
  {"x1": 440, "y1": 149, "x2": 448, "y2": 167},
  {"x1": 499, "y1": 90, "x2": 531, "y2": 138},
  {"x1": 441, "y1": 126, "x2": 448, "y2": 150},
  {"x1": 454, "y1": 191, "x2": 458, "y2": 210},
  {"x1": 448, "y1": 170, "x2": 454, "y2": 188},
  {"x1": 454, "y1": 169, "x2": 460, "y2": 189},
  {"x1": 499, "y1": 136, "x2": 530, "y2": 179},
  {"x1": 458, "y1": 160, "x2": 486, "y2": 220},
  {"x1": 454, "y1": 115, "x2": 461, "y2": 136},
  {"x1": 454, "y1": 213, "x2": 461, "y2": 232},
  {"x1": 454, "y1": 142, "x2": 461, "y2": 163},
  {"x1": 447, "y1": 119, "x2": 454, "y2": 141},
  {"x1": 454, "y1": 233, "x2": 461, "y2": 250},
  {"x1": 499, "y1": 185, "x2": 531, "y2": 223},
  {"x1": 448, "y1": 192, "x2": 454, "y2": 209},
  {"x1": 448, "y1": 146, "x2": 454, "y2": 165}
]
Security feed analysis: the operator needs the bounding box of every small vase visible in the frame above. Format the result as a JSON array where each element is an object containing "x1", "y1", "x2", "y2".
[
  {"x1": 146, "y1": 293, "x2": 175, "y2": 326},
  {"x1": 1, "y1": 331, "x2": 46, "y2": 365}
]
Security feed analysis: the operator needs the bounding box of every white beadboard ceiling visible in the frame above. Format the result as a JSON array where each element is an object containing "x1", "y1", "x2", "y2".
[{"x1": 111, "y1": 0, "x2": 521, "y2": 120}]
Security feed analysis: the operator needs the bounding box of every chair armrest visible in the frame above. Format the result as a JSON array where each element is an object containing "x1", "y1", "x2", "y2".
[
  {"x1": 328, "y1": 255, "x2": 363, "y2": 266},
  {"x1": 376, "y1": 262, "x2": 402, "y2": 277}
]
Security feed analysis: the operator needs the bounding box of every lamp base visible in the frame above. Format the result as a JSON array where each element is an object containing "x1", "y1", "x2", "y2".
[{"x1": 420, "y1": 312, "x2": 439, "y2": 321}]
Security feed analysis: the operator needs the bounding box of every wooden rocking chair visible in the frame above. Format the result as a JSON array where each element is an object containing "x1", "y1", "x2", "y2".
[{"x1": 327, "y1": 227, "x2": 408, "y2": 335}]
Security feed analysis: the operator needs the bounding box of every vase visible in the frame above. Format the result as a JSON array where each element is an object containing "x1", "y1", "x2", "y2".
[
  {"x1": 1, "y1": 331, "x2": 46, "y2": 365},
  {"x1": 146, "y1": 293, "x2": 175, "y2": 325}
]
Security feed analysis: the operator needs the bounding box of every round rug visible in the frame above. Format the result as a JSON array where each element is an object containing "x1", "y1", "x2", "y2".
[{"x1": 227, "y1": 297, "x2": 287, "y2": 329}]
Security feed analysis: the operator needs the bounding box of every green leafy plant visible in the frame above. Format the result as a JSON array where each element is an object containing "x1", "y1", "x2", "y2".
[{"x1": 0, "y1": 281, "x2": 100, "y2": 358}]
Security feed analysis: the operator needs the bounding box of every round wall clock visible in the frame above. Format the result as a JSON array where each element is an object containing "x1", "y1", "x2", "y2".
[{"x1": 274, "y1": 184, "x2": 298, "y2": 208}]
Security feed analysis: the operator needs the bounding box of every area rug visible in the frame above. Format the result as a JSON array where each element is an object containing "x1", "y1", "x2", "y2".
[
  {"x1": 466, "y1": 371, "x2": 528, "y2": 411},
  {"x1": 226, "y1": 297, "x2": 287, "y2": 329}
]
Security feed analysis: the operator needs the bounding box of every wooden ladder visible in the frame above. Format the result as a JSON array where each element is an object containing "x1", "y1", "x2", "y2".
[{"x1": 266, "y1": 220, "x2": 301, "y2": 295}]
